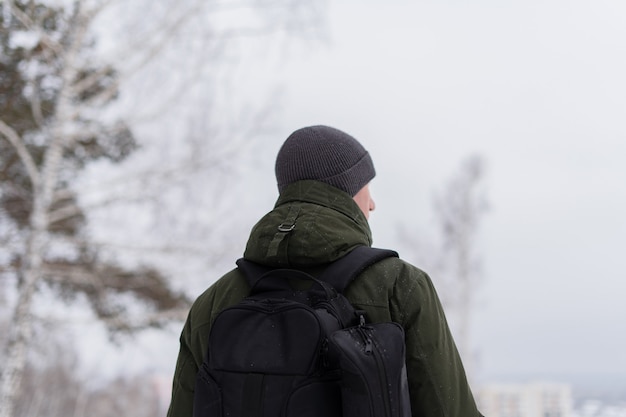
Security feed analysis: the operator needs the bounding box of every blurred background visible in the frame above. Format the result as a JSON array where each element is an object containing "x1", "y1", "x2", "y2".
[{"x1": 1, "y1": 0, "x2": 625, "y2": 416}]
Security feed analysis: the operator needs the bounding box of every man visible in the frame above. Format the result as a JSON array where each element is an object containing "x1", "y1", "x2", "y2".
[{"x1": 167, "y1": 125, "x2": 483, "y2": 417}]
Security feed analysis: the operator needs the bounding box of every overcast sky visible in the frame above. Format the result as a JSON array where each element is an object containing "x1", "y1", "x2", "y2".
[{"x1": 253, "y1": 0, "x2": 626, "y2": 382}]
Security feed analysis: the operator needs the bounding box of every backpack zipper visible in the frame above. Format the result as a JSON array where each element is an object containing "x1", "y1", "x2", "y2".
[
  {"x1": 371, "y1": 338, "x2": 392, "y2": 417},
  {"x1": 356, "y1": 325, "x2": 392, "y2": 417}
]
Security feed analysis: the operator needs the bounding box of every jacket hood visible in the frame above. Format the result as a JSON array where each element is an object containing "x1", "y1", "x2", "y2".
[{"x1": 243, "y1": 180, "x2": 372, "y2": 267}]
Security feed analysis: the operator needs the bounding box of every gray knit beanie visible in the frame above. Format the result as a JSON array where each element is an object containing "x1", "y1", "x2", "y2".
[{"x1": 275, "y1": 125, "x2": 376, "y2": 196}]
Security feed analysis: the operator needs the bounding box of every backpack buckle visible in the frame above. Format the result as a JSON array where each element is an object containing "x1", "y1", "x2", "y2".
[{"x1": 278, "y1": 223, "x2": 295, "y2": 232}]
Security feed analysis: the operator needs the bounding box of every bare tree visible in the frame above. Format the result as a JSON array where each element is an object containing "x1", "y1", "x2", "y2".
[
  {"x1": 6, "y1": 324, "x2": 163, "y2": 417},
  {"x1": 398, "y1": 155, "x2": 488, "y2": 382},
  {"x1": 432, "y1": 155, "x2": 488, "y2": 380},
  {"x1": 17, "y1": 363, "x2": 164, "y2": 417},
  {"x1": 82, "y1": 374, "x2": 163, "y2": 417}
]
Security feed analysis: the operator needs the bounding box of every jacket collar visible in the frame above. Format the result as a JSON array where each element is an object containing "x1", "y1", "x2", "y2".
[{"x1": 243, "y1": 180, "x2": 372, "y2": 267}]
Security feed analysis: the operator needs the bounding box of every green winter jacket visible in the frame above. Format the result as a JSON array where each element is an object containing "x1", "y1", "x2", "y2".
[{"x1": 167, "y1": 180, "x2": 482, "y2": 417}]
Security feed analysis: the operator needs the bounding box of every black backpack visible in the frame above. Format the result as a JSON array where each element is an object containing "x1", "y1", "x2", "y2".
[{"x1": 193, "y1": 246, "x2": 412, "y2": 417}]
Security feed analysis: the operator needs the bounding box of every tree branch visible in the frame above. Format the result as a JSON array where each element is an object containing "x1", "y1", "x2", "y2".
[
  {"x1": 0, "y1": 120, "x2": 40, "y2": 188},
  {"x1": 103, "y1": 308, "x2": 189, "y2": 332},
  {"x1": 47, "y1": 204, "x2": 83, "y2": 225},
  {"x1": 6, "y1": 0, "x2": 63, "y2": 55},
  {"x1": 28, "y1": 81, "x2": 46, "y2": 128}
]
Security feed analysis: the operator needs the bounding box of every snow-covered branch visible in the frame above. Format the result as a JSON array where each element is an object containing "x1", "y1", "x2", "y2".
[
  {"x1": 5, "y1": 0, "x2": 63, "y2": 55},
  {"x1": 0, "y1": 120, "x2": 40, "y2": 188}
]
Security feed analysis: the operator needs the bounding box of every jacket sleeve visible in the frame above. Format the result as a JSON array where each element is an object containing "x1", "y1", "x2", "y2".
[
  {"x1": 166, "y1": 315, "x2": 197, "y2": 417},
  {"x1": 390, "y1": 261, "x2": 482, "y2": 417}
]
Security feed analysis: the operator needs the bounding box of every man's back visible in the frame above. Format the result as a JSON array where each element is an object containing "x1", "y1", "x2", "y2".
[
  {"x1": 168, "y1": 180, "x2": 482, "y2": 417},
  {"x1": 167, "y1": 125, "x2": 483, "y2": 417}
]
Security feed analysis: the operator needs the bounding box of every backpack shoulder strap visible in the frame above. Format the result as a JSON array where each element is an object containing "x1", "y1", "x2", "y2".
[
  {"x1": 319, "y1": 246, "x2": 398, "y2": 293},
  {"x1": 235, "y1": 258, "x2": 272, "y2": 288},
  {"x1": 236, "y1": 246, "x2": 398, "y2": 292}
]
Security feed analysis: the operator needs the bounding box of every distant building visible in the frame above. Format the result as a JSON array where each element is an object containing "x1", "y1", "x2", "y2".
[
  {"x1": 476, "y1": 381, "x2": 573, "y2": 417},
  {"x1": 572, "y1": 400, "x2": 626, "y2": 417}
]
